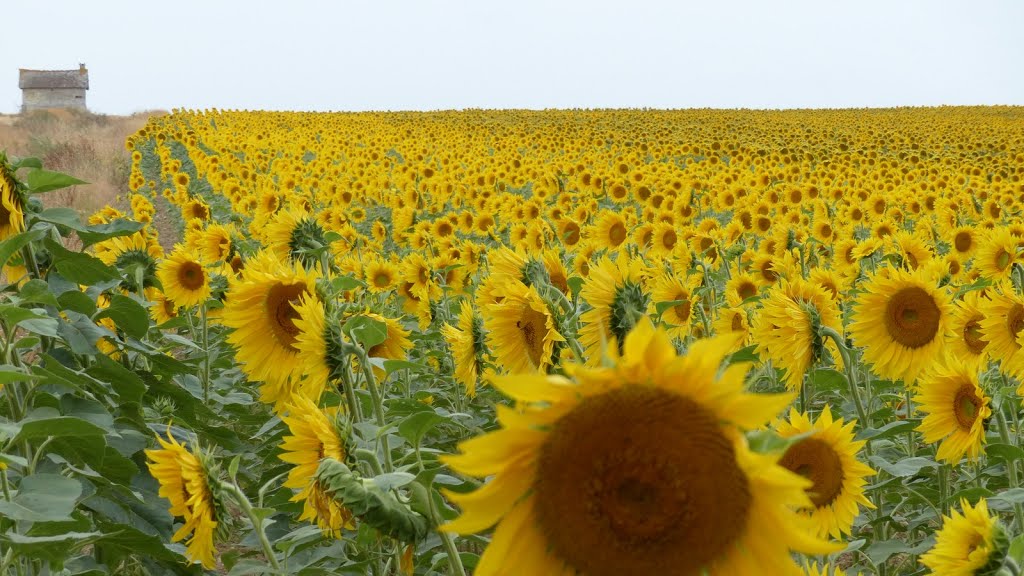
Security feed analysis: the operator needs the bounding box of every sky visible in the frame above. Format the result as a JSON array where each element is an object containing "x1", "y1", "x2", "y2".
[{"x1": 2, "y1": 0, "x2": 1022, "y2": 115}]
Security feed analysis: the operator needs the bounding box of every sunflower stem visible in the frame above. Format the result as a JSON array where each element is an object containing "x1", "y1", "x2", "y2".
[
  {"x1": 430, "y1": 494, "x2": 467, "y2": 576},
  {"x1": 1005, "y1": 557, "x2": 1022, "y2": 576},
  {"x1": 223, "y1": 482, "x2": 282, "y2": 571},
  {"x1": 819, "y1": 326, "x2": 870, "y2": 432},
  {"x1": 995, "y1": 402, "x2": 1024, "y2": 534},
  {"x1": 905, "y1": 389, "x2": 915, "y2": 457},
  {"x1": 937, "y1": 463, "x2": 949, "y2": 517},
  {"x1": 348, "y1": 338, "x2": 395, "y2": 474},
  {"x1": 200, "y1": 302, "x2": 210, "y2": 404}
]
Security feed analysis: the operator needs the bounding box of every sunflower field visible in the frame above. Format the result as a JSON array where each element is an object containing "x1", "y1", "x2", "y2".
[{"x1": 0, "y1": 107, "x2": 1023, "y2": 575}]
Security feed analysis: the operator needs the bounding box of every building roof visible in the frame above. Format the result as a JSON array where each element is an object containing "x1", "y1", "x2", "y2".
[{"x1": 19, "y1": 68, "x2": 89, "y2": 90}]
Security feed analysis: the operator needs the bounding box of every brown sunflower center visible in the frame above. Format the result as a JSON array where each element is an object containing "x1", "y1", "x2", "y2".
[
  {"x1": 1008, "y1": 304, "x2": 1024, "y2": 346},
  {"x1": 779, "y1": 437, "x2": 844, "y2": 508},
  {"x1": 608, "y1": 222, "x2": 627, "y2": 246},
  {"x1": 883, "y1": 286, "x2": 940, "y2": 349},
  {"x1": 516, "y1": 306, "x2": 548, "y2": 368},
  {"x1": 963, "y1": 318, "x2": 987, "y2": 355},
  {"x1": 661, "y1": 230, "x2": 677, "y2": 250},
  {"x1": 954, "y1": 384, "x2": 982, "y2": 431},
  {"x1": 672, "y1": 298, "x2": 692, "y2": 323},
  {"x1": 737, "y1": 280, "x2": 757, "y2": 301},
  {"x1": 954, "y1": 232, "x2": 973, "y2": 253},
  {"x1": 996, "y1": 249, "x2": 1012, "y2": 271},
  {"x1": 177, "y1": 261, "x2": 205, "y2": 291},
  {"x1": 267, "y1": 283, "x2": 307, "y2": 349},
  {"x1": 374, "y1": 272, "x2": 391, "y2": 288},
  {"x1": 731, "y1": 312, "x2": 744, "y2": 331},
  {"x1": 534, "y1": 387, "x2": 750, "y2": 576}
]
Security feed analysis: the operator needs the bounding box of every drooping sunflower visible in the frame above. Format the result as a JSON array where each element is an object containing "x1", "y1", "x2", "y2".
[
  {"x1": 920, "y1": 498, "x2": 1006, "y2": 576},
  {"x1": 94, "y1": 230, "x2": 164, "y2": 291},
  {"x1": 579, "y1": 256, "x2": 649, "y2": 364},
  {"x1": 441, "y1": 303, "x2": 489, "y2": 397},
  {"x1": 223, "y1": 251, "x2": 320, "y2": 408},
  {"x1": 0, "y1": 154, "x2": 26, "y2": 241},
  {"x1": 752, "y1": 278, "x2": 844, "y2": 390},
  {"x1": 774, "y1": 405, "x2": 876, "y2": 539},
  {"x1": 915, "y1": 359, "x2": 991, "y2": 464},
  {"x1": 483, "y1": 280, "x2": 564, "y2": 374},
  {"x1": 442, "y1": 320, "x2": 837, "y2": 576},
  {"x1": 279, "y1": 396, "x2": 353, "y2": 537},
  {"x1": 979, "y1": 287, "x2": 1024, "y2": 382},
  {"x1": 947, "y1": 291, "x2": 989, "y2": 371},
  {"x1": 156, "y1": 246, "x2": 211, "y2": 309},
  {"x1": 264, "y1": 206, "x2": 330, "y2": 269},
  {"x1": 145, "y1": 428, "x2": 220, "y2": 569},
  {"x1": 849, "y1": 267, "x2": 952, "y2": 384}
]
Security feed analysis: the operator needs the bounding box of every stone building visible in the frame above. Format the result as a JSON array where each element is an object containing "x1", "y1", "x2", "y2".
[{"x1": 18, "y1": 64, "x2": 89, "y2": 112}]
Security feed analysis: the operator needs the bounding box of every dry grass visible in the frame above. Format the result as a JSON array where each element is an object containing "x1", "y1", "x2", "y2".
[{"x1": 0, "y1": 108, "x2": 165, "y2": 216}]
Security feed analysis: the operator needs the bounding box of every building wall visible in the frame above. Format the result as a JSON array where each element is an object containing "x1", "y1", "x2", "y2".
[{"x1": 21, "y1": 88, "x2": 87, "y2": 112}]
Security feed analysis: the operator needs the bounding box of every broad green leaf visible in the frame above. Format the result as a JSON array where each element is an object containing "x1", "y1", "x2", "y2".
[
  {"x1": 857, "y1": 419, "x2": 917, "y2": 441},
  {"x1": 26, "y1": 168, "x2": 87, "y2": 193},
  {"x1": 14, "y1": 415, "x2": 107, "y2": 442},
  {"x1": 77, "y1": 219, "x2": 145, "y2": 247},
  {"x1": 45, "y1": 238, "x2": 119, "y2": 284},
  {"x1": 0, "y1": 228, "x2": 45, "y2": 270},
  {"x1": 868, "y1": 455, "x2": 938, "y2": 477},
  {"x1": 0, "y1": 531, "x2": 103, "y2": 565},
  {"x1": 371, "y1": 472, "x2": 416, "y2": 491},
  {"x1": 398, "y1": 412, "x2": 448, "y2": 445},
  {"x1": 993, "y1": 488, "x2": 1024, "y2": 505},
  {"x1": 94, "y1": 294, "x2": 149, "y2": 339},
  {"x1": 345, "y1": 315, "x2": 388, "y2": 350},
  {"x1": 987, "y1": 443, "x2": 1024, "y2": 463},
  {"x1": 0, "y1": 365, "x2": 40, "y2": 384},
  {"x1": 0, "y1": 473, "x2": 81, "y2": 521},
  {"x1": 382, "y1": 359, "x2": 429, "y2": 374},
  {"x1": 11, "y1": 156, "x2": 42, "y2": 170},
  {"x1": 85, "y1": 354, "x2": 146, "y2": 403},
  {"x1": 567, "y1": 275, "x2": 584, "y2": 298},
  {"x1": 58, "y1": 291, "x2": 97, "y2": 315},
  {"x1": 331, "y1": 275, "x2": 364, "y2": 292}
]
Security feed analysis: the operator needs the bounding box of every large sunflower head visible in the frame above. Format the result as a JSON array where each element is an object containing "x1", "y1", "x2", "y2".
[
  {"x1": 265, "y1": 206, "x2": 330, "y2": 269},
  {"x1": 223, "y1": 251, "x2": 320, "y2": 408},
  {"x1": 441, "y1": 302, "x2": 489, "y2": 397},
  {"x1": 156, "y1": 245, "x2": 211, "y2": 309},
  {"x1": 849, "y1": 267, "x2": 952, "y2": 385},
  {"x1": 752, "y1": 278, "x2": 844, "y2": 390},
  {"x1": 442, "y1": 320, "x2": 837, "y2": 576},
  {"x1": 915, "y1": 359, "x2": 992, "y2": 464},
  {"x1": 145, "y1": 428, "x2": 223, "y2": 569},
  {"x1": 979, "y1": 287, "x2": 1024, "y2": 381},
  {"x1": 579, "y1": 256, "x2": 650, "y2": 364},
  {"x1": 920, "y1": 498, "x2": 1007, "y2": 576},
  {"x1": 774, "y1": 405, "x2": 876, "y2": 539},
  {"x1": 482, "y1": 279, "x2": 564, "y2": 374},
  {"x1": 279, "y1": 396, "x2": 354, "y2": 537}
]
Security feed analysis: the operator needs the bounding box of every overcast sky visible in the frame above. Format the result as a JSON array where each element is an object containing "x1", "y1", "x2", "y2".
[{"x1": 2, "y1": 0, "x2": 1022, "y2": 115}]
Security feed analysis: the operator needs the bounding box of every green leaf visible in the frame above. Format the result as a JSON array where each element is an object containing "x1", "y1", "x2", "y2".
[
  {"x1": 371, "y1": 472, "x2": 416, "y2": 491},
  {"x1": 0, "y1": 474, "x2": 81, "y2": 521},
  {"x1": 345, "y1": 315, "x2": 388, "y2": 350},
  {"x1": 16, "y1": 279, "x2": 59, "y2": 307},
  {"x1": 26, "y1": 168, "x2": 87, "y2": 193},
  {"x1": 866, "y1": 537, "x2": 934, "y2": 565},
  {"x1": 331, "y1": 275, "x2": 364, "y2": 292},
  {"x1": 0, "y1": 365, "x2": 40, "y2": 384},
  {"x1": 85, "y1": 354, "x2": 146, "y2": 403},
  {"x1": 0, "y1": 228, "x2": 46, "y2": 270},
  {"x1": 11, "y1": 156, "x2": 42, "y2": 170},
  {"x1": 857, "y1": 420, "x2": 917, "y2": 441},
  {"x1": 567, "y1": 276, "x2": 584, "y2": 298},
  {"x1": 993, "y1": 488, "x2": 1024, "y2": 505},
  {"x1": 14, "y1": 415, "x2": 107, "y2": 442},
  {"x1": 398, "y1": 412, "x2": 448, "y2": 445},
  {"x1": 36, "y1": 207, "x2": 82, "y2": 229},
  {"x1": 654, "y1": 299, "x2": 688, "y2": 317},
  {"x1": 988, "y1": 443, "x2": 1024, "y2": 463},
  {"x1": 868, "y1": 455, "x2": 938, "y2": 477},
  {"x1": 58, "y1": 291, "x2": 97, "y2": 316},
  {"x1": 44, "y1": 238, "x2": 119, "y2": 284},
  {"x1": 0, "y1": 531, "x2": 103, "y2": 565},
  {"x1": 809, "y1": 368, "x2": 847, "y2": 391},
  {"x1": 94, "y1": 294, "x2": 149, "y2": 339},
  {"x1": 76, "y1": 219, "x2": 145, "y2": 247},
  {"x1": 382, "y1": 359, "x2": 429, "y2": 374}
]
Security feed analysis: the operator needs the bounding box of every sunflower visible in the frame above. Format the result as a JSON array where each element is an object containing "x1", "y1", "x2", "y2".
[
  {"x1": 94, "y1": 230, "x2": 164, "y2": 291},
  {"x1": 145, "y1": 428, "x2": 220, "y2": 569},
  {"x1": 774, "y1": 405, "x2": 875, "y2": 539},
  {"x1": 714, "y1": 305, "x2": 753, "y2": 348},
  {"x1": 752, "y1": 279, "x2": 844, "y2": 390},
  {"x1": 279, "y1": 396, "x2": 354, "y2": 536},
  {"x1": 920, "y1": 498, "x2": 1006, "y2": 576},
  {"x1": 156, "y1": 246, "x2": 211, "y2": 309},
  {"x1": 147, "y1": 287, "x2": 179, "y2": 325},
  {"x1": 974, "y1": 227, "x2": 1018, "y2": 283},
  {"x1": 364, "y1": 258, "x2": 399, "y2": 294},
  {"x1": 849, "y1": 267, "x2": 952, "y2": 384},
  {"x1": 725, "y1": 271, "x2": 761, "y2": 306},
  {"x1": 979, "y1": 288, "x2": 1024, "y2": 381},
  {"x1": 915, "y1": 360, "x2": 991, "y2": 464},
  {"x1": 200, "y1": 223, "x2": 233, "y2": 264},
  {"x1": 650, "y1": 271, "x2": 699, "y2": 339},
  {"x1": 947, "y1": 291, "x2": 989, "y2": 371},
  {"x1": 579, "y1": 256, "x2": 649, "y2": 363},
  {"x1": 592, "y1": 210, "x2": 629, "y2": 251},
  {"x1": 441, "y1": 303, "x2": 489, "y2": 397},
  {"x1": 949, "y1": 225, "x2": 979, "y2": 259},
  {"x1": 483, "y1": 280, "x2": 564, "y2": 374},
  {"x1": 442, "y1": 320, "x2": 837, "y2": 576},
  {"x1": 0, "y1": 154, "x2": 26, "y2": 241},
  {"x1": 292, "y1": 293, "x2": 338, "y2": 403},
  {"x1": 265, "y1": 207, "x2": 329, "y2": 269},
  {"x1": 223, "y1": 251, "x2": 320, "y2": 408}
]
